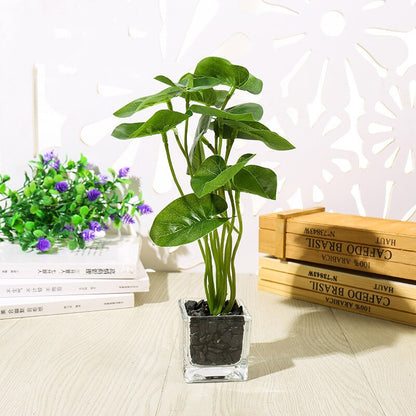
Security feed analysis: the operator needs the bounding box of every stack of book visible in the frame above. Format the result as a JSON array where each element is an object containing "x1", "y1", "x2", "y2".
[
  {"x1": 0, "y1": 236, "x2": 149, "y2": 319},
  {"x1": 258, "y1": 207, "x2": 416, "y2": 326}
]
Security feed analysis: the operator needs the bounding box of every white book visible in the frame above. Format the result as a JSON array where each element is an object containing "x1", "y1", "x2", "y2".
[
  {"x1": 0, "y1": 275, "x2": 149, "y2": 297},
  {"x1": 0, "y1": 236, "x2": 143, "y2": 279},
  {"x1": 0, "y1": 293, "x2": 135, "y2": 319}
]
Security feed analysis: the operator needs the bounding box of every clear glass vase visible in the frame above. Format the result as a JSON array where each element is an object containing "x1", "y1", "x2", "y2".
[{"x1": 179, "y1": 299, "x2": 252, "y2": 383}]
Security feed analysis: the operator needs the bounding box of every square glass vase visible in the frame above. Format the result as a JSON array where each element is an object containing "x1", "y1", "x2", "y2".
[{"x1": 179, "y1": 299, "x2": 252, "y2": 383}]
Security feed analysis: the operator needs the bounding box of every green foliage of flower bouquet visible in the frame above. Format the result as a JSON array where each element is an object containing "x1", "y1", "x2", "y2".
[
  {"x1": 112, "y1": 56, "x2": 294, "y2": 315},
  {"x1": 0, "y1": 151, "x2": 151, "y2": 252}
]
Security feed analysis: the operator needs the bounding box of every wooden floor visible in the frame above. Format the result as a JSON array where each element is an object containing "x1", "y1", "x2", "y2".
[{"x1": 0, "y1": 272, "x2": 415, "y2": 416}]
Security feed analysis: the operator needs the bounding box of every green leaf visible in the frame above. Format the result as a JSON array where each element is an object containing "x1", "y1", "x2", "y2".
[
  {"x1": 13, "y1": 220, "x2": 25, "y2": 233},
  {"x1": 149, "y1": 193, "x2": 228, "y2": 247},
  {"x1": 75, "y1": 183, "x2": 85, "y2": 194},
  {"x1": 188, "y1": 115, "x2": 210, "y2": 174},
  {"x1": 233, "y1": 164, "x2": 277, "y2": 199},
  {"x1": 186, "y1": 89, "x2": 217, "y2": 106},
  {"x1": 42, "y1": 196, "x2": 53, "y2": 206},
  {"x1": 221, "y1": 120, "x2": 295, "y2": 151},
  {"x1": 80, "y1": 206, "x2": 89, "y2": 218},
  {"x1": 24, "y1": 221, "x2": 35, "y2": 231},
  {"x1": 191, "y1": 154, "x2": 255, "y2": 197},
  {"x1": 239, "y1": 73, "x2": 263, "y2": 94},
  {"x1": 23, "y1": 187, "x2": 31, "y2": 197},
  {"x1": 29, "y1": 181, "x2": 37, "y2": 193},
  {"x1": 124, "y1": 190, "x2": 134, "y2": 202},
  {"x1": 79, "y1": 154, "x2": 88, "y2": 167},
  {"x1": 68, "y1": 240, "x2": 78, "y2": 250},
  {"x1": 112, "y1": 110, "x2": 189, "y2": 139},
  {"x1": 30, "y1": 204, "x2": 39, "y2": 214},
  {"x1": 226, "y1": 103, "x2": 263, "y2": 121},
  {"x1": 188, "y1": 104, "x2": 256, "y2": 121},
  {"x1": 111, "y1": 123, "x2": 144, "y2": 139},
  {"x1": 113, "y1": 86, "x2": 183, "y2": 118},
  {"x1": 194, "y1": 57, "x2": 249, "y2": 89},
  {"x1": 214, "y1": 90, "x2": 229, "y2": 108},
  {"x1": 76, "y1": 195, "x2": 83, "y2": 204},
  {"x1": 71, "y1": 214, "x2": 82, "y2": 225},
  {"x1": 187, "y1": 76, "x2": 222, "y2": 91},
  {"x1": 154, "y1": 75, "x2": 177, "y2": 87},
  {"x1": 0, "y1": 183, "x2": 6, "y2": 194},
  {"x1": 33, "y1": 229, "x2": 46, "y2": 238},
  {"x1": 157, "y1": 74, "x2": 221, "y2": 92}
]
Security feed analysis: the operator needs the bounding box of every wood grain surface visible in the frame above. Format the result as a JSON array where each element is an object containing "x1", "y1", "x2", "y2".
[{"x1": 0, "y1": 272, "x2": 414, "y2": 415}]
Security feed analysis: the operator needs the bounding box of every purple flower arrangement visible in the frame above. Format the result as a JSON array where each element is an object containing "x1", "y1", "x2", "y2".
[{"x1": 0, "y1": 151, "x2": 152, "y2": 252}]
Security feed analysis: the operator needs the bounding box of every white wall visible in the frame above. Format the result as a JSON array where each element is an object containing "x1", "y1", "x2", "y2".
[{"x1": 1, "y1": 0, "x2": 415, "y2": 273}]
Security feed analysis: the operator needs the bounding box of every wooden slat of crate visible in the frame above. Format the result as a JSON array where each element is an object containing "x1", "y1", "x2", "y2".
[
  {"x1": 259, "y1": 256, "x2": 416, "y2": 300},
  {"x1": 284, "y1": 244, "x2": 416, "y2": 281},
  {"x1": 285, "y1": 232, "x2": 416, "y2": 266},
  {"x1": 258, "y1": 266, "x2": 416, "y2": 314},
  {"x1": 259, "y1": 207, "x2": 325, "y2": 258},
  {"x1": 259, "y1": 207, "x2": 416, "y2": 281},
  {"x1": 260, "y1": 208, "x2": 416, "y2": 252},
  {"x1": 258, "y1": 279, "x2": 416, "y2": 327}
]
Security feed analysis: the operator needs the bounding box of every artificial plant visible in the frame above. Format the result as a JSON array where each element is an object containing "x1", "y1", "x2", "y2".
[
  {"x1": 0, "y1": 151, "x2": 151, "y2": 252},
  {"x1": 112, "y1": 56, "x2": 294, "y2": 315}
]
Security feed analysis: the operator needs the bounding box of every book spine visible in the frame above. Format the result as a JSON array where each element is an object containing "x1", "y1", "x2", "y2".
[
  {"x1": 0, "y1": 293, "x2": 135, "y2": 319},
  {"x1": 258, "y1": 256, "x2": 416, "y2": 299},
  {"x1": 284, "y1": 244, "x2": 416, "y2": 281},
  {"x1": 258, "y1": 267, "x2": 416, "y2": 314},
  {"x1": 258, "y1": 279, "x2": 416, "y2": 327},
  {"x1": 0, "y1": 277, "x2": 149, "y2": 297},
  {"x1": 0, "y1": 264, "x2": 139, "y2": 279}
]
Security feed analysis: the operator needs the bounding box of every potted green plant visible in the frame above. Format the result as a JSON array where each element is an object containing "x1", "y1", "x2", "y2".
[{"x1": 112, "y1": 56, "x2": 294, "y2": 382}]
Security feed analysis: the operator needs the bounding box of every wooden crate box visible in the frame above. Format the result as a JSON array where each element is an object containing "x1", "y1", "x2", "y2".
[{"x1": 259, "y1": 207, "x2": 416, "y2": 281}]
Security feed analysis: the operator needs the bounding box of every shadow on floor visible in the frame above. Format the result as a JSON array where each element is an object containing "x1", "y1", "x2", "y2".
[{"x1": 248, "y1": 297, "x2": 410, "y2": 380}]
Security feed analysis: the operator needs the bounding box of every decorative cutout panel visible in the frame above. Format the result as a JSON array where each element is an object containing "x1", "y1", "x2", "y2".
[{"x1": 1, "y1": 0, "x2": 415, "y2": 272}]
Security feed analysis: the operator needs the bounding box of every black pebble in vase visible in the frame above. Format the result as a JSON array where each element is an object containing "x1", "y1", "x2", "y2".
[{"x1": 186, "y1": 300, "x2": 245, "y2": 366}]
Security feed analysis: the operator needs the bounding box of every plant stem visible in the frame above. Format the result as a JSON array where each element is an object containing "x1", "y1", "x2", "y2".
[
  {"x1": 203, "y1": 235, "x2": 215, "y2": 312},
  {"x1": 167, "y1": 101, "x2": 193, "y2": 176},
  {"x1": 201, "y1": 136, "x2": 216, "y2": 154},
  {"x1": 226, "y1": 191, "x2": 243, "y2": 313},
  {"x1": 221, "y1": 86, "x2": 236, "y2": 111},
  {"x1": 161, "y1": 132, "x2": 184, "y2": 197}
]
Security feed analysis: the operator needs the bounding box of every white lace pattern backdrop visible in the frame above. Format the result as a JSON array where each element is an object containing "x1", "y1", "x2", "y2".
[{"x1": 1, "y1": 0, "x2": 415, "y2": 273}]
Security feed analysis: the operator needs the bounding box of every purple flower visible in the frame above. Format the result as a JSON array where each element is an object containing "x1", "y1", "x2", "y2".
[
  {"x1": 55, "y1": 181, "x2": 68, "y2": 193},
  {"x1": 87, "y1": 189, "x2": 101, "y2": 202},
  {"x1": 80, "y1": 229, "x2": 95, "y2": 241},
  {"x1": 36, "y1": 237, "x2": 51, "y2": 252},
  {"x1": 109, "y1": 213, "x2": 116, "y2": 221},
  {"x1": 95, "y1": 174, "x2": 108, "y2": 185},
  {"x1": 43, "y1": 151, "x2": 57, "y2": 164},
  {"x1": 63, "y1": 224, "x2": 75, "y2": 232},
  {"x1": 87, "y1": 221, "x2": 103, "y2": 232},
  {"x1": 86, "y1": 162, "x2": 96, "y2": 171},
  {"x1": 118, "y1": 167, "x2": 130, "y2": 178},
  {"x1": 121, "y1": 214, "x2": 135, "y2": 224},
  {"x1": 43, "y1": 150, "x2": 60, "y2": 171},
  {"x1": 137, "y1": 204, "x2": 153, "y2": 215},
  {"x1": 49, "y1": 159, "x2": 60, "y2": 171}
]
